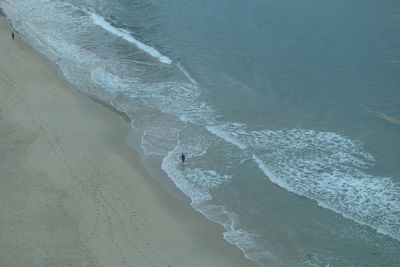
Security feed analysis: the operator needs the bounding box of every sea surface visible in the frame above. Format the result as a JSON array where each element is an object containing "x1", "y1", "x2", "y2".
[{"x1": 2, "y1": 0, "x2": 400, "y2": 266}]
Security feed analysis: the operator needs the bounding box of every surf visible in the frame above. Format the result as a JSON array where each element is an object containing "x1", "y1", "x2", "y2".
[{"x1": 90, "y1": 13, "x2": 172, "y2": 64}]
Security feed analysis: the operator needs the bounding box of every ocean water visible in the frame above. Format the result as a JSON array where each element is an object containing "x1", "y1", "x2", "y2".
[{"x1": 2, "y1": 0, "x2": 400, "y2": 265}]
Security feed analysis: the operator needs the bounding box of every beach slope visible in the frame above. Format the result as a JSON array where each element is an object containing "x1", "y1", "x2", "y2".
[{"x1": 0, "y1": 16, "x2": 257, "y2": 267}]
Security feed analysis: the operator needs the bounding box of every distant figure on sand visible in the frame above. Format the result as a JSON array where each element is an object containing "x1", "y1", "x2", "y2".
[
  {"x1": 180, "y1": 153, "x2": 185, "y2": 165},
  {"x1": 11, "y1": 32, "x2": 14, "y2": 39}
]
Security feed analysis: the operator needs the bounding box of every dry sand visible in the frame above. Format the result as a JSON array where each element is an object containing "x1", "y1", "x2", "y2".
[{"x1": 0, "y1": 16, "x2": 258, "y2": 267}]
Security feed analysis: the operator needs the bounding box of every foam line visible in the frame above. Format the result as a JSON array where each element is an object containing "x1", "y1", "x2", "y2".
[
  {"x1": 176, "y1": 62, "x2": 198, "y2": 85},
  {"x1": 90, "y1": 13, "x2": 172, "y2": 64},
  {"x1": 252, "y1": 155, "x2": 293, "y2": 192},
  {"x1": 206, "y1": 125, "x2": 247, "y2": 150},
  {"x1": 206, "y1": 125, "x2": 400, "y2": 241}
]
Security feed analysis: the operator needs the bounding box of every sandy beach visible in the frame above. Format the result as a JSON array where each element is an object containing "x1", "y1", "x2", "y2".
[{"x1": 0, "y1": 15, "x2": 258, "y2": 267}]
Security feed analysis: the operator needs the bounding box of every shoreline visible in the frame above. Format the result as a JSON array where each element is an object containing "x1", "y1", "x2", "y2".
[{"x1": 0, "y1": 15, "x2": 258, "y2": 267}]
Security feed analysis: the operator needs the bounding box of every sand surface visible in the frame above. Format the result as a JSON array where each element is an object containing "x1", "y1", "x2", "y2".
[{"x1": 0, "y1": 16, "x2": 258, "y2": 267}]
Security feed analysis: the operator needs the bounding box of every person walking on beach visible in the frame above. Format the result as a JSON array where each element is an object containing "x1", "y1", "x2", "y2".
[
  {"x1": 180, "y1": 153, "x2": 186, "y2": 165},
  {"x1": 11, "y1": 32, "x2": 14, "y2": 39}
]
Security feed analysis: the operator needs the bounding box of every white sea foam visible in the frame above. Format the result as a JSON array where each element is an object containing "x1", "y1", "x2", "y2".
[
  {"x1": 252, "y1": 155, "x2": 293, "y2": 193},
  {"x1": 176, "y1": 62, "x2": 198, "y2": 85},
  {"x1": 90, "y1": 13, "x2": 172, "y2": 64},
  {"x1": 203, "y1": 119, "x2": 400, "y2": 241},
  {"x1": 223, "y1": 127, "x2": 400, "y2": 241},
  {"x1": 207, "y1": 123, "x2": 248, "y2": 150},
  {"x1": 124, "y1": 81, "x2": 215, "y2": 126},
  {"x1": 161, "y1": 144, "x2": 274, "y2": 266},
  {"x1": 90, "y1": 68, "x2": 130, "y2": 93},
  {"x1": 222, "y1": 210, "x2": 277, "y2": 266}
]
